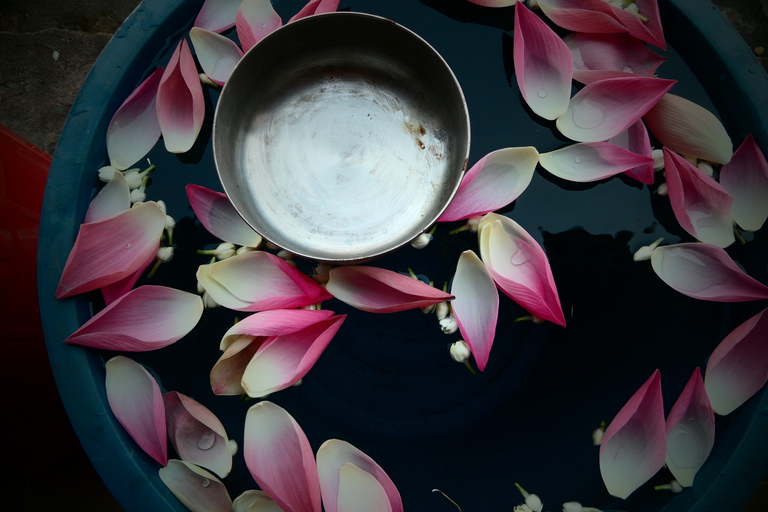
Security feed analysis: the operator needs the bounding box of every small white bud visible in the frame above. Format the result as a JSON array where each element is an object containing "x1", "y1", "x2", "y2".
[
  {"x1": 276, "y1": 249, "x2": 294, "y2": 260},
  {"x1": 697, "y1": 161, "x2": 714, "y2": 177},
  {"x1": 213, "y1": 242, "x2": 236, "y2": 260},
  {"x1": 652, "y1": 148, "x2": 665, "y2": 171},
  {"x1": 466, "y1": 215, "x2": 482, "y2": 233},
  {"x1": 410, "y1": 232, "x2": 433, "y2": 249},
  {"x1": 592, "y1": 427, "x2": 604, "y2": 446},
  {"x1": 633, "y1": 237, "x2": 664, "y2": 262},
  {"x1": 156, "y1": 200, "x2": 167, "y2": 213},
  {"x1": 199, "y1": 73, "x2": 218, "y2": 87},
  {"x1": 130, "y1": 188, "x2": 147, "y2": 203},
  {"x1": 624, "y1": 2, "x2": 639, "y2": 14},
  {"x1": 302, "y1": 303, "x2": 320, "y2": 310},
  {"x1": 449, "y1": 340, "x2": 471, "y2": 363},
  {"x1": 420, "y1": 303, "x2": 436, "y2": 314},
  {"x1": 98, "y1": 165, "x2": 119, "y2": 182},
  {"x1": 436, "y1": 301, "x2": 450, "y2": 320},
  {"x1": 562, "y1": 502, "x2": 584, "y2": 512},
  {"x1": 439, "y1": 316, "x2": 458, "y2": 334},
  {"x1": 156, "y1": 246, "x2": 174, "y2": 263},
  {"x1": 656, "y1": 182, "x2": 668, "y2": 196},
  {"x1": 525, "y1": 494, "x2": 543, "y2": 512},
  {"x1": 669, "y1": 480, "x2": 683, "y2": 493},
  {"x1": 123, "y1": 170, "x2": 144, "y2": 189},
  {"x1": 292, "y1": 379, "x2": 303, "y2": 387},
  {"x1": 227, "y1": 439, "x2": 238, "y2": 456},
  {"x1": 236, "y1": 245, "x2": 255, "y2": 255},
  {"x1": 202, "y1": 291, "x2": 219, "y2": 308},
  {"x1": 514, "y1": 505, "x2": 533, "y2": 512},
  {"x1": 165, "y1": 215, "x2": 176, "y2": 231},
  {"x1": 312, "y1": 262, "x2": 332, "y2": 284}
]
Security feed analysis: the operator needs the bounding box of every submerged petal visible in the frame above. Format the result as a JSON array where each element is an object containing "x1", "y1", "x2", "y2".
[
  {"x1": 194, "y1": 0, "x2": 242, "y2": 33},
  {"x1": 186, "y1": 184, "x2": 263, "y2": 248},
  {"x1": 705, "y1": 307, "x2": 768, "y2": 415},
  {"x1": 289, "y1": 0, "x2": 341, "y2": 22},
  {"x1": 564, "y1": 32, "x2": 665, "y2": 85},
  {"x1": 159, "y1": 459, "x2": 233, "y2": 512},
  {"x1": 236, "y1": 0, "x2": 282, "y2": 53},
  {"x1": 665, "y1": 368, "x2": 715, "y2": 487},
  {"x1": 539, "y1": 142, "x2": 653, "y2": 182},
  {"x1": 599, "y1": 370, "x2": 666, "y2": 499},
  {"x1": 64, "y1": 285, "x2": 204, "y2": 351},
  {"x1": 105, "y1": 356, "x2": 167, "y2": 466},
  {"x1": 719, "y1": 134, "x2": 768, "y2": 231},
  {"x1": 243, "y1": 401, "x2": 322, "y2": 512},
  {"x1": 325, "y1": 266, "x2": 454, "y2": 313},
  {"x1": 650, "y1": 243, "x2": 768, "y2": 302},
  {"x1": 556, "y1": 76, "x2": 675, "y2": 143},
  {"x1": 190, "y1": 27, "x2": 243, "y2": 86},
  {"x1": 438, "y1": 147, "x2": 539, "y2": 222}
]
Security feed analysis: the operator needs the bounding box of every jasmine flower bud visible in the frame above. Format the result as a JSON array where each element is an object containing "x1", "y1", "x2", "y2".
[
  {"x1": 213, "y1": 243, "x2": 236, "y2": 260},
  {"x1": 654, "y1": 480, "x2": 683, "y2": 493},
  {"x1": 227, "y1": 439, "x2": 238, "y2": 456},
  {"x1": 130, "y1": 187, "x2": 147, "y2": 203},
  {"x1": 202, "y1": 291, "x2": 220, "y2": 309},
  {"x1": 421, "y1": 303, "x2": 436, "y2": 314},
  {"x1": 656, "y1": 182, "x2": 668, "y2": 196},
  {"x1": 440, "y1": 316, "x2": 458, "y2": 334},
  {"x1": 449, "y1": 340, "x2": 471, "y2": 363},
  {"x1": 312, "y1": 262, "x2": 332, "y2": 284},
  {"x1": 514, "y1": 505, "x2": 533, "y2": 512},
  {"x1": 592, "y1": 420, "x2": 606, "y2": 446},
  {"x1": 98, "y1": 165, "x2": 119, "y2": 182},
  {"x1": 526, "y1": 494, "x2": 543, "y2": 512},
  {"x1": 236, "y1": 246, "x2": 255, "y2": 255},
  {"x1": 633, "y1": 237, "x2": 663, "y2": 262},
  {"x1": 697, "y1": 161, "x2": 714, "y2": 177},
  {"x1": 124, "y1": 169, "x2": 144, "y2": 189},
  {"x1": 563, "y1": 502, "x2": 602, "y2": 512},
  {"x1": 436, "y1": 301, "x2": 450, "y2": 320},
  {"x1": 411, "y1": 232, "x2": 433, "y2": 249},
  {"x1": 156, "y1": 246, "x2": 174, "y2": 263},
  {"x1": 652, "y1": 148, "x2": 665, "y2": 171}
]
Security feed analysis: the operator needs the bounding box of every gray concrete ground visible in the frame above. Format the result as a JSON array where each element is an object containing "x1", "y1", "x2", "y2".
[{"x1": 1, "y1": 0, "x2": 767, "y2": 511}]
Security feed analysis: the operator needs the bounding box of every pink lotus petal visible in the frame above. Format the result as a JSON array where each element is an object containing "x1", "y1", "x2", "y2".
[
  {"x1": 199, "y1": 251, "x2": 332, "y2": 311},
  {"x1": 107, "y1": 68, "x2": 163, "y2": 170},
  {"x1": 100, "y1": 256, "x2": 155, "y2": 306},
  {"x1": 665, "y1": 367, "x2": 715, "y2": 487},
  {"x1": 236, "y1": 0, "x2": 283, "y2": 53},
  {"x1": 565, "y1": 32, "x2": 665, "y2": 85},
  {"x1": 105, "y1": 355, "x2": 167, "y2": 466},
  {"x1": 438, "y1": 146, "x2": 539, "y2": 222},
  {"x1": 64, "y1": 285, "x2": 204, "y2": 351},
  {"x1": 325, "y1": 266, "x2": 454, "y2": 314},
  {"x1": 156, "y1": 39, "x2": 205, "y2": 154},
  {"x1": 663, "y1": 148, "x2": 734, "y2": 247},
  {"x1": 241, "y1": 314, "x2": 346, "y2": 397},
  {"x1": 55, "y1": 201, "x2": 166, "y2": 298},
  {"x1": 211, "y1": 335, "x2": 262, "y2": 396},
  {"x1": 556, "y1": 76, "x2": 675, "y2": 143},
  {"x1": 599, "y1": 369, "x2": 666, "y2": 499},
  {"x1": 643, "y1": 93, "x2": 733, "y2": 164},
  {"x1": 478, "y1": 213, "x2": 565, "y2": 326},
  {"x1": 607, "y1": 119, "x2": 655, "y2": 184},
  {"x1": 233, "y1": 490, "x2": 284, "y2": 512},
  {"x1": 243, "y1": 401, "x2": 322, "y2": 512},
  {"x1": 84, "y1": 171, "x2": 130, "y2": 223},
  {"x1": 194, "y1": 0, "x2": 242, "y2": 33},
  {"x1": 316, "y1": 439, "x2": 403, "y2": 512},
  {"x1": 289, "y1": 0, "x2": 341, "y2": 22},
  {"x1": 186, "y1": 184, "x2": 263, "y2": 248},
  {"x1": 159, "y1": 459, "x2": 233, "y2": 512},
  {"x1": 719, "y1": 134, "x2": 768, "y2": 231},
  {"x1": 514, "y1": 2, "x2": 573, "y2": 121},
  {"x1": 705, "y1": 307, "x2": 768, "y2": 415},
  {"x1": 451, "y1": 250, "x2": 499, "y2": 372},
  {"x1": 336, "y1": 464, "x2": 391, "y2": 512},
  {"x1": 189, "y1": 27, "x2": 243, "y2": 86},
  {"x1": 539, "y1": 141, "x2": 654, "y2": 183},
  {"x1": 650, "y1": 243, "x2": 768, "y2": 302},
  {"x1": 164, "y1": 391, "x2": 233, "y2": 478}
]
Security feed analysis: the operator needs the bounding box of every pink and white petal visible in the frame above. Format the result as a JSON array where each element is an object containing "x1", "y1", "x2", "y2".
[
  {"x1": 243, "y1": 401, "x2": 322, "y2": 512},
  {"x1": 665, "y1": 367, "x2": 715, "y2": 487},
  {"x1": 514, "y1": 2, "x2": 573, "y2": 121},
  {"x1": 190, "y1": 27, "x2": 243, "y2": 86},
  {"x1": 211, "y1": 335, "x2": 263, "y2": 395},
  {"x1": 55, "y1": 201, "x2": 166, "y2": 298},
  {"x1": 565, "y1": 33, "x2": 665, "y2": 85},
  {"x1": 100, "y1": 253, "x2": 155, "y2": 305},
  {"x1": 221, "y1": 309, "x2": 336, "y2": 350},
  {"x1": 705, "y1": 307, "x2": 768, "y2": 415},
  {"x1": 241, "y1": 314, "x2": 346, "y2": 397},
  {"x1": 613, "y1": 0, "x2": 665, "y2": 50},
  {"x1": 105, "y1": 356, "x2": 167, "y2": 466},
  {"x1": 233, "y1": 490, "x2": 285, "y2": 512},
  {"x1": 156, "y1": 39, "x2": 205, "y2": 154},
  {"x1": 236, "y1": 0, "x2": 283, "y2": 53},
  {"x1": 186, "y1": 184, "x2": 263, "y2": 247},
  {"x1": 197, "y1": 262, "x2": 253, "y2": 311},
  {"x1": 316, "y1": 439, "x2": 403, "y2": 512},
  {"x1": 478, "y1": 214, "x2": 565, "y2": 326},
  {"x1": 337, "y1": 464, "x2": 392, "y2": 512},
  {"x1": 64, "y1": 285, "x2": 204, "y2": 351},
  {"x1": 107, "y1": 68, "x2": 163, "y2": 170},
  {"x1": 325, "y1": 266, "x2": 454, "y2": 313},
  {"x1": 650, "y1": 243, "x2": 768, "y2": 302},
  {"x1": 289, "y1": 0, "x2": 341, "y2": 22},
  {"x1": 556, "y1": 77, "x2": 675, "y2": 143},
  {"x1": 599, "y1": 370, "x2": 666, "y2": 499},
  {"x1": 608, "y1": 119, "x2": 655, "y2": 184},
  {"x1": 719, "y1": 134, "x2": 768, "y2": 231},
  {"x1": 438, "y1": 146, "x2": 539, "y2": 222},
  {"x1": 159, "y1": 459, "x2": 233, "y2": 512},
  {"x1": 164, "y1": 391, "x2": 233, "y2": 478},
  {"x1": 194, "y1": 0, "x2": 242, "y2": 33},
  {"x1": 643, "y1": 93, "x2": 733, "y2": 164},
  {"x1": 663, "y1": 148, "x2": 734, "y2": 247},
  {"x1": 84, "y1": 171, "x2": 131, "y2": 224},
  {"x1": 539, "y1": 142, "x2": 654, "y2": 183},
  {"x1": 451, "y1": 251, "x2": 499, "y2": 372},
  {"x1": 466, "y1": 0, "x2": 517, "y2": 6}
]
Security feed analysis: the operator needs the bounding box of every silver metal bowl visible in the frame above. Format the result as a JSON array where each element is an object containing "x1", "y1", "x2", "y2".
[{"x1": 213, "y1": 11, "x2": 470, "y2": 262}]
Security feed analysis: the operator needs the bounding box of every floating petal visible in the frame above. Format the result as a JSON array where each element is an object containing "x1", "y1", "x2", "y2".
[
  {"x1": 705, "y1": 307, "x2": 768, "y2": 415},
  {"x1": 243, "y1": 401, "x2": 322, "y2": 512},
  {"x1": 236, "y1": 0, "x2": 282, "y2": 53},
  {"x1": 289, "y1": 0, "x2": 341, "y2": 22},
  {"x1": 194, "y1": 0, "x2": 242, "y2": 33},
  {"x1": 156, "y1": 39, "x2": 205, "y2": 154},
  {"x1": 650, "y1": 243, "x2": 768, "y2": 302},
  {"x1": 451, "y1": 250, "x2": 499, "y2": 371},
  {"x1": 514, "y1": 2, "x2": 573, "y2": 120},
  {"x1": 100, "y1": 255, "x2": 155, "y2": 306},
  {"x1": 478, "y1": 213, "x2": 565, "y2": 326},
  {"x1": 186, "y1": 184, "x2": 263, "y2": 247},
  {"x1": 663, "y1": 148, "x2": 734, "y2": 247},
  {"x1": 599, "y1": 370, "x2": 666, "y2": 499},
  {"x1": 607, "y1": 119, "x2": 655, "y2": 184},
  {"x1": 665, "y1": 367, "x2": 715, "y2": 487},
  {"x1": 159, "y1": 459, "x2": 233, "y2": 512},
  {"x1": 55, "y1": 201, "x2": 166, "y2": 298},
  {"x1": 556, "y1": 76, "x2": 675, "y2": 143},
  {"x1": 164, "y1": 391, "x2": 233, "y2": 478},
  {"x1": 325, "y1": 266, "x2": 454, "y2": 313},
  {"x1": 105, "y1": 356, "x2": 167, "y2": 466},
  {"x1": 539, "y1": 142, "x2": 654, "y2": 183},
  {"x1": 565, "y1": 33, "x2": 665, "y2": 85},
  {"x1": 197, "y1": 251, "x2": 332, "y2": 311},
  {"x1": 190, "y1": 27, "x2": 243, "y2": 86},
  {"x1": 84, "y1": 171, "x2": 131, "y2": 223},
  {"x1": 438, "y1": 147, "x2": 539, "y2": 222},
  {"x1": 234, "y1": 490, "x2": 284, "y2": 512},
  {"x1": 64, "y1": 285, "x2": 203, "y2": 351},
  {"x1": 643, "y1": 93, "x2": 733, "y2": 164},
  {"x1": 719, "y1": 134, "x2": 768, "y2": 231}
]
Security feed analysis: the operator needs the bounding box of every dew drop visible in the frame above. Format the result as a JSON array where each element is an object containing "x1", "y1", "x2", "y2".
[
  {"x1": 622, "y1": 65, "x2": 634, "y2": 73},
  {"x1": 537, "y1": 88, "x2": 547, "y2": 98},
  {"x1": 125, "y1": 243, "x2": 131, "y2": 249},
  {"x1": 197, "y1": 432, "x2": 215, "y2": 450},
  {"x1": 261, "y1": 23, "x2": 267, "y2": 29},
  {"x1": 201, "y1": 479, "x2": 211, "y2": 488},
  {"x1": 571, "y1": 99, "x2": 604, "y2": 129},
  {"x1": 574, "y1": 156, "x2": 582, "y2": 164}
]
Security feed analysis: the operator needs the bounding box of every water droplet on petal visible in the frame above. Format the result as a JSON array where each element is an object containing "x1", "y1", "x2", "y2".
[
  {"x1": 574, "y1": 156, "x2": 582, "y2": 164},
  {"x1": 537, "y1": 88, "x2": 547, "y2": 98},
  {"x1": 622, "y1": 65, "x2": 634, "y2": 73},
  {"x1": 197, "y1": 431, "x2": 215, "y2": 450},
  {"x1": 261, "y1": 23, "x2": 267, "y2": 29},
  {"x1": 571, "y1": 99, "x2": 604, "y2": 129},
  {"x1": 201, "y1": 479, "x2": 211, "y2": 488}
]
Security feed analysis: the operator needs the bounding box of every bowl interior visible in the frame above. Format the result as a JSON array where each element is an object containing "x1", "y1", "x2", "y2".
[{"x1": 214, "y1": 12, "x2": 470, "y2": 261}]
